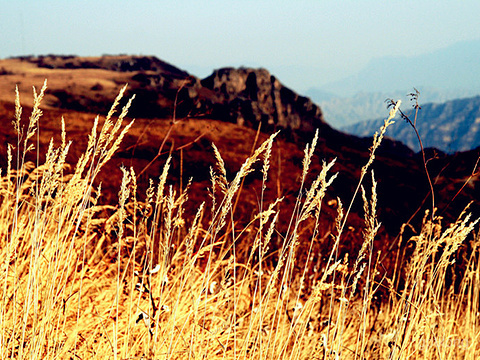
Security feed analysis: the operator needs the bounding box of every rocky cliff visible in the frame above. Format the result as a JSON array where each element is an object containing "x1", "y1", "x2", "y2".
[{"x1": 190, "y1": 67, "x2": 326, "y2": 135}]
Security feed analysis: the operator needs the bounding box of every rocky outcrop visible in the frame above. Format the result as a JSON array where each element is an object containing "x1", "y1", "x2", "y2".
[
  {"x1": 19, "y1": 55, "x2": 328, "y2": 139},
  {"x1": 187, "y1": 67, "x2": 326, "y2": 135}
]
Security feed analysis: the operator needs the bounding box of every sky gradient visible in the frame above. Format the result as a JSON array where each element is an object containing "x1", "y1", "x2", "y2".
[{"x1": 1, "y1": 1, "x2": 480, "y2": 93}]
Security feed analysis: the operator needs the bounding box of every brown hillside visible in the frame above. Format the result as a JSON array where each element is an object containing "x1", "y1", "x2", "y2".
[{"x1": 0, "y1": 55, "x2": 478, "y2": 271}]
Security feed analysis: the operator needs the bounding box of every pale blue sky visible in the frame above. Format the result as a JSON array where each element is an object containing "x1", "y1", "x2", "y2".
[{"x1": 1, "y1": 1, "x2": 479, "y2": 93}]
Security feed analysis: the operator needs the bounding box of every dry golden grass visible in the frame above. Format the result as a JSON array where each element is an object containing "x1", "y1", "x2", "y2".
[{"x1": 0, "y1": 84, "x2": 478, "y2": 359}]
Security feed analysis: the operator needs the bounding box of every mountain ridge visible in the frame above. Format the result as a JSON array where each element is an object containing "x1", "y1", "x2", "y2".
[
  {"x1": 313, "y1": 38, "x2": 480, "y2": 97},
  {"x1": 306, "y1": 38, "x2": 480, "y2": 133},
  {"x1": 4, "y1": 55, "x2": 330, "y2": 141},
  {"x1": 343, "y1": 95, "x2": 480, "y2": 153},
  {"x1": 309, "y1": 87, "x2": 480, "y2": 129}
]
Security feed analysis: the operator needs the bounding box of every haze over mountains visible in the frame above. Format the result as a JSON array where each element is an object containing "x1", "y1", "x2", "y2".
[{"x1": 307, "y1": 38, "x2": 480, "y2": 130}]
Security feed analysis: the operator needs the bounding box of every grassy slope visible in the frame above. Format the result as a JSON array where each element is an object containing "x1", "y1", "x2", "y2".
[{"x1": 0, "y1": 60, "x2": 479, "y2": 358}]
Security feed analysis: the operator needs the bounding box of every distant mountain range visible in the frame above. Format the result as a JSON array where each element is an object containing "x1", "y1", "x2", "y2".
[
  {"x1": 311, "y1": 38, "x2": 480, "y2": 97},
  {"x1": 306, "y1": 38, "x2": 480, "y2": 128},
  {"x1": 342, "y1": 95, "x2": 480, "y2": 153},
  {"x1": 309, "y1": 88, "x2": 480, "y2": 129}
]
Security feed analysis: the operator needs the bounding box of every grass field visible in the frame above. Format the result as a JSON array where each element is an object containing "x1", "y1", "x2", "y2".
[{"x1": 0, "y1": 83, "x2": 478, "y2": 359}]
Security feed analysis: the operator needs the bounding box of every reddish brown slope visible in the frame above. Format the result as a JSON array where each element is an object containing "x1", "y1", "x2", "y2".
[{"x1": 0, "y1": 55, "x2": 478, "y2": 270}]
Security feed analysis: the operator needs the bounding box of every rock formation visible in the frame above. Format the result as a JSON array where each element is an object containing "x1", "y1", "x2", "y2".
[{"x1": 188, "y1": 67, "x2": 326, "y2": 136}]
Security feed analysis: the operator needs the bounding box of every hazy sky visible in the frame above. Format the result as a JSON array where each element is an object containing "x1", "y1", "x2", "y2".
[{"x1": 1, "y1": 1, "x2": 479, "y2": 93}]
